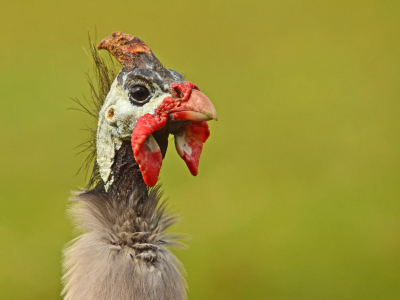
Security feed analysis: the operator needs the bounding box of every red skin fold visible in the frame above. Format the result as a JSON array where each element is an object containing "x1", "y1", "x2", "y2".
[
  {"x1": 154, "y1": 81, "x2": 198, "y2": 115},
  {"x1": 131, "y1": 113, "x2": 167, "y2": 187},
  {"x1": 176, "y1": 121, "x2": 210, "y2": 176},
  {"x1": 136, "y1": 140, "x2": 163, "y2": 187},
  {"x1": 131, "y1": 81, "x2": 208, "y2": 187}
]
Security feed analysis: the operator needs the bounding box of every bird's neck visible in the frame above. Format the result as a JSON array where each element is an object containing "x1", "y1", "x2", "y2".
[
  {"x1": 62, "y1": 140, "x2": 187, "y2": 300},
  {"x1": 106, "y1": 140, "x2": 148, "y2": 201}
]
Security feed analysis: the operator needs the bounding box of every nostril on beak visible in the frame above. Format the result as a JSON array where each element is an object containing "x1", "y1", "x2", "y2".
[{"x1": 171, "y1": 86, "x2": 184, "y2": 99}]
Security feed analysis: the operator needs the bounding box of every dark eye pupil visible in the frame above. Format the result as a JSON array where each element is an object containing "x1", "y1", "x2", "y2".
[{"x1": 130, "y1": 86, "x2": 150, "y2": 103}]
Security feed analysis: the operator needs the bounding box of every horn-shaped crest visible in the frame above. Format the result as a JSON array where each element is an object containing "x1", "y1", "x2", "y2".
[{"x1": 97, "y1": 32, "x2": 152, "y2": 66}]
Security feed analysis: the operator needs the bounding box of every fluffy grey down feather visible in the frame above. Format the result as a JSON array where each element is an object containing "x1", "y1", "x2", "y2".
[{"x1": 62, "y1": 187, "x2": 187, "y2": 300}]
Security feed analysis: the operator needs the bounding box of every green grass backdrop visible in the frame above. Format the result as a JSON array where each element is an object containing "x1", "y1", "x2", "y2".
[{"x1": 1, "y1": 0, "x2": 399, "y2": 299}]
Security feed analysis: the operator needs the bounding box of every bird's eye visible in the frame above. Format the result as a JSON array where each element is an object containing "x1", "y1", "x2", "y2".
[{"x1": 129, "y1": 85, "x2": 150, "y2": 104}]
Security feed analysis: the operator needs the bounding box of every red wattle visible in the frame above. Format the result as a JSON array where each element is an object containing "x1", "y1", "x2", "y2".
[
  {"x1": 136, "y1": 137, "x2": 162, "y2": 187},
  {"x1": 175, "y1": 121, "x2": 210, "y2": 176},
  {"x1": 131, "y1": 113, "x2": 168, "y2": 187},
  {"x1": 131, "y1": 82, "x2": 206, "y2": 186}
]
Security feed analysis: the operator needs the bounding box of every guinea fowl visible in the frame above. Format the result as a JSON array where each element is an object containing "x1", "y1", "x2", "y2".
[{"x1": 62, "y1": 32, "x2": 217, "y2": 300}]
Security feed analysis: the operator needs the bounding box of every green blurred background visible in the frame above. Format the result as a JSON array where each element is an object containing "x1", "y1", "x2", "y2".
[{"x1": 1, "y1": 0, "x2": 400, "y2": 299}]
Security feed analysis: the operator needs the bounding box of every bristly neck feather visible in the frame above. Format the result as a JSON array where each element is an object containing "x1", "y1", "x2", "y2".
[{"x1": 62, "y1": 142, "x2": 187, "y2": 300}]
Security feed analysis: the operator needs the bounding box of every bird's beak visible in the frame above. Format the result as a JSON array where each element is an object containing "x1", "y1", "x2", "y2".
[
  {"x1": 132, "y1": 82, "x2": 218, "y2": 187},
  {"x1": 169, "y1": 89, "x2": 218, "y2": 122}
]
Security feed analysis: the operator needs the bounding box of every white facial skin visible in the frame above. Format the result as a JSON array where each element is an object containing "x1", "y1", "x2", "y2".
[{"x1": 97, "y1": 73, "x2": 170, "y2": 189}]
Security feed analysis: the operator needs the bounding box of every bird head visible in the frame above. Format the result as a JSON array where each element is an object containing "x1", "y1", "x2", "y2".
[{"x1": 96, "y1": 32, "x2": 218, "y2": 189}]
